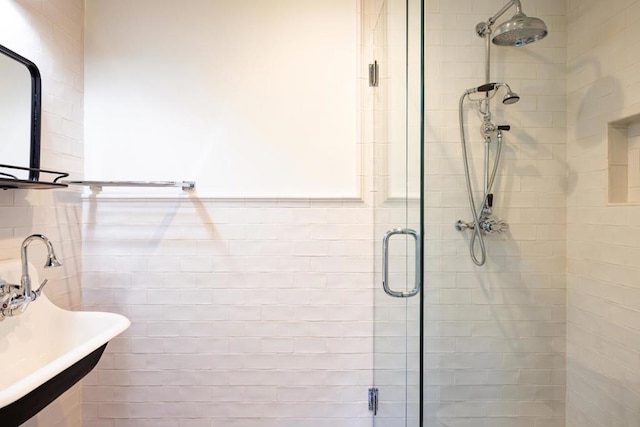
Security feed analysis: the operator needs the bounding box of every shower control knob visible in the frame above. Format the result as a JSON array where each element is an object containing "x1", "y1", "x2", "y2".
[
  {"x1": 455, "y1": 220, "x2": 474, "y2": 231},
  {"x1": 481, "y1": 122, "x2": 496, "y2": 135},
  {"x1": 494, "y1": 220, "x2": 509, "y2": 233}
]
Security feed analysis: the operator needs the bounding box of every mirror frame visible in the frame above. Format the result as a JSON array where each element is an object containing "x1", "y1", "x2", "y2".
[{"x1": 0, "y1": 43, "x2": 42, "y2": 181}]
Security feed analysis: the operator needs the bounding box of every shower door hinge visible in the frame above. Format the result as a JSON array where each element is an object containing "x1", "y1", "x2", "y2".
[
  {"x1": 369, "y1": 61, "x2": 379, "y2": 87},
  {"x1": 368, "y1": 387, "x2": 379, "y2": 415}
]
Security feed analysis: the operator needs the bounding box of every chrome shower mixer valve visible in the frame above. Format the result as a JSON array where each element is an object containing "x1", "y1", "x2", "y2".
[{"x1": 456, "y1": 218, "x2": 509, "y2": 234}]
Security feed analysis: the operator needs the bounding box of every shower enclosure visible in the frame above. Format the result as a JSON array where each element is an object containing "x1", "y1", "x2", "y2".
[
  {"x1": 419, "y1": 0, "x2": 565, "y2": 426},
  {"x1": 368, "y1": 0, "x2": 563, "y2": 425},
  {"x1": 370, "y1": 0, "x2": 424, "y2": 425}
]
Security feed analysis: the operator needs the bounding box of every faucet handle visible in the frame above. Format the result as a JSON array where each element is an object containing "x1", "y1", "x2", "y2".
[
  {"x1": 32, "y1": 279, "x2": 48, "y2": 300},
  {"x1": 1, "y1": 294, "x2": 30, "y2": 318}
]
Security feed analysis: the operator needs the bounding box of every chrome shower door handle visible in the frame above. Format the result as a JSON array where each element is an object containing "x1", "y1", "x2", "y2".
[{"x1": 382, "y1": 228, "x2": 421, "y2": 298}]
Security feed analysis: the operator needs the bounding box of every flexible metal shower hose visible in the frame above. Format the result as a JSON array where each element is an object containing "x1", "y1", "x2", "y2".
[{"x1": 458, "y1": 92, "x2": 503, "y2": 266}]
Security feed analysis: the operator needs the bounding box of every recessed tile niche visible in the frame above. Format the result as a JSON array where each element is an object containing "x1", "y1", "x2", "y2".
[{"x1": 608, "y1": 114, "x2": 640, "y2": 204}]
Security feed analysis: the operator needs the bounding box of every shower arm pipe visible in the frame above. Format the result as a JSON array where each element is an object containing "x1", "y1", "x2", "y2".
[
  {"x1": 484, "y1": 136, "x2": 491, "y2": 196},
  {"x1": 483, "y1": 37, "x2": 492, "y2": 148},
  {"x1": 479, "y1": 0, "x2": 523, "y2": 84},
  {"x1": 483, "y1": 31, "x2": 492, "y2": 197},
  {"x1": 485, "y1": 30, "x2": 491, "y2": 84},
  {"x1": 479, "y1": 1, "x2": 522, "y2": 118}
]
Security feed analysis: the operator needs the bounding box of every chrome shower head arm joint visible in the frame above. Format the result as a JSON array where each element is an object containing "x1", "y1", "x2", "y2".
[
  {"x1": 513, "y1": 0, "x2": 523, "y2": 15},
  {"x1": 475, "y1": 22, "x2": 492, "y2": 38},
  {"x1": 489, "y1": 0, "x2": 521, "y2": 25},
  {"x1": 476, "y1": 0, "x2": 521, "y2": 37}
]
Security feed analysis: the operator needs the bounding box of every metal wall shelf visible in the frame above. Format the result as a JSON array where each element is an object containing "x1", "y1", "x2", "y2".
[{"x1": 0, "y1": 164, "x2": 69, "y2": 190}]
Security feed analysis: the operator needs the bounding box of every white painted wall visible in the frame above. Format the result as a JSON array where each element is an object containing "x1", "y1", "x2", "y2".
[{"x1": 84, "y1": 0, "x2": 360, "y2": 198}]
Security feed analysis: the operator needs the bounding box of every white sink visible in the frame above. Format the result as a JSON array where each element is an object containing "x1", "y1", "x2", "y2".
[{"x1": 0, "y1": 259, "x2": 129, "y2": 423}]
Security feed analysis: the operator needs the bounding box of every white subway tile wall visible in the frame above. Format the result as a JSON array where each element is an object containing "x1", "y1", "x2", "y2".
[
  {"x1": 81, "y1": 199, "x2": 375, "y2": 426},
  {"x1": 0, "y1": 0, "x2": 84, "y2": 425},
  {"x1": 567, "y1": 0, "x2": 640, "y2": 425},
  {"x1": 424, "y1": 0, "x2": 567, "y2": 425}
]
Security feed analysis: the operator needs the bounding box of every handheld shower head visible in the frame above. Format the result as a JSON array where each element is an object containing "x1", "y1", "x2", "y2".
[
  {"x1": 465, "y1": 83, "x2": 520, "y2": 105},
  {"x1": 502, "y1": 90, "x2": 520, "y2": 104},
  {"x1": 497, "y1": 83, "x2": 520, "y2": 104}
]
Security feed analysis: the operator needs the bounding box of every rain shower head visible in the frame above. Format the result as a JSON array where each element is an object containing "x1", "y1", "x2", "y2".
[
  {"x1": 476, "y1": 0, "x2": 548, "y2": 47},
  {"x1": 492, "y1": 12, "x2": 547, "y2": 46}
]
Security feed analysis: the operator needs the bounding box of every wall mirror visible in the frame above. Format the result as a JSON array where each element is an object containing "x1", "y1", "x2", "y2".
[{"x1": 0, "y1": 43, "x2": 66, "y2": 189}]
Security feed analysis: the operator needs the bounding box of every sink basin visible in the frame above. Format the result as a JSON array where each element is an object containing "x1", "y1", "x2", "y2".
[{"x1": 0, "y1": 259, "x2": 130, "y2": 425}]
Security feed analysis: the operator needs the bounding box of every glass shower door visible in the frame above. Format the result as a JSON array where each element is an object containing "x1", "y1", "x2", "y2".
[{"x1": 372, "y1": 0, "x2": 423, "y2": 425}]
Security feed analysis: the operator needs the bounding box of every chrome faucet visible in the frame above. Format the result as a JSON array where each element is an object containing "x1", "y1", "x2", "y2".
[
  {"x1": 0, "y1": 234, "x2": 62, "y2": 319},
  {"x1": 21, "y1": 234, "x2": 63, "y2": 300}
]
